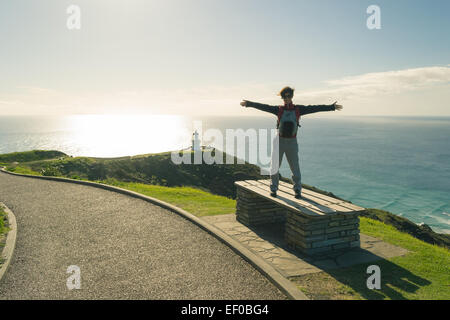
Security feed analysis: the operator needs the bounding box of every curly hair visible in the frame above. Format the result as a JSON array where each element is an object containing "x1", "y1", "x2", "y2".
[{"x1": 278, "y1": 86, "x2": 295, "y2": 98}]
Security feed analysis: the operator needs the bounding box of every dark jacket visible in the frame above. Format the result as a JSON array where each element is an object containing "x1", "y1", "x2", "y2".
[{"x1": 245, "y1": 101, "x2": 336, "y2": 116}]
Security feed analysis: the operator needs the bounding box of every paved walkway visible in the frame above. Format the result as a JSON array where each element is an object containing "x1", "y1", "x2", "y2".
[
  {"x1": 202, "y1": 214, "x2": 408, "y2": 278},
  {"x1": 0, "y1": 172, "x2": 286, "y2": 299}
]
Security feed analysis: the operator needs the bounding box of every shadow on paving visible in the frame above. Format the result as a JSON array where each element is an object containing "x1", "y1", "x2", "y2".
[{"x1": 246, "y1": 222, "x2": 431, "y2": 300}]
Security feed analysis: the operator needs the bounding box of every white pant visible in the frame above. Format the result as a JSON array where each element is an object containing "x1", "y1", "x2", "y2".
[{"x1": 269, "y1": 135, "x2": 302, "y2": 193}]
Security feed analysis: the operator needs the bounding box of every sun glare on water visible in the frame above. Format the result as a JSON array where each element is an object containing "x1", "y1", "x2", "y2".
[{"x1": 67, "y1": 115, "x2": 191, "y2": 157}]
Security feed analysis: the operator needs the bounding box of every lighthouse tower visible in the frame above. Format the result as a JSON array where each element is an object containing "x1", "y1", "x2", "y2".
[{"x1": 192, "y1": 130, "x2": 201, "y2": 151}]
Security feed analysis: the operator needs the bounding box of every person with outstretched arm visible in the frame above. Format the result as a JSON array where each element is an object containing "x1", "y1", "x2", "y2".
[{"x1": 240, "y1": 86, "x2": 343, "y2": 199}]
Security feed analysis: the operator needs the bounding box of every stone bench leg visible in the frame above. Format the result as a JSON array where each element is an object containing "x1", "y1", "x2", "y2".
[
  {"x1": 236, "y1": 188, "x2": 286, "y2": 226},
  {"x1": 285, "y1": 211, "x2": 360, "y2": 256}
]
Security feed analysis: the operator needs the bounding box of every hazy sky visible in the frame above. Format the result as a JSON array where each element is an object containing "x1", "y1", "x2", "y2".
[{"x1": 1, "y1": 0, "x2": 449, "y2": 116}]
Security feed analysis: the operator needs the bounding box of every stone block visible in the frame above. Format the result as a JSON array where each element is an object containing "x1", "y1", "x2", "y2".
[{"x1": 236, "y1": 183, "x2": 361, "y2": 256}]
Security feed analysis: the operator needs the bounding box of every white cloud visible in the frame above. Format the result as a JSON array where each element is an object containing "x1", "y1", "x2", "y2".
[
  {"x1": 1, "y1": 66, "x2": 449, "y2": 116},
  {"x1": 296, "y1": 66, "x2": 450, "y2": 102}
]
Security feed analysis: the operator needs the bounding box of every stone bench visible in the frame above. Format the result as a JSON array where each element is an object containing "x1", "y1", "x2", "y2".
[{"x1": 234, "y1": 179, "x2": 366, "y2": 256}]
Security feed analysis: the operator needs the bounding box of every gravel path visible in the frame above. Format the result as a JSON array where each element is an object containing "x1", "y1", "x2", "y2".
[{"x1": 0, "y1": 172, "x2": 286, "y2": 299}]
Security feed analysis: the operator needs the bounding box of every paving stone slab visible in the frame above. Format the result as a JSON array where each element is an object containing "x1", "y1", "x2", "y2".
[{"x1": 202, "y1": 214, "x2": 409, "y2": 278}]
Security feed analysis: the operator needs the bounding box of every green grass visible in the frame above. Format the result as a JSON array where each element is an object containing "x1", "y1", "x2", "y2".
[
  {"x1": 294, "y1": 217, "x2": 450, "y2": 300},
  {"x1": 5, "y1": 165, "x2": 41, "y2": 176},
  {"x1": 0, "y1": 150, "x2": 344, "y2": 201},
  {"x1": 0, "y1": 206, "x2": 8, "y2": 238},
  {"x1": 100, "y1": 179, "x2": 236, "y2": 217},
  {"x1": 0, "y1": 150, "x2": 66, "y2": 163},
  {"x1": 360, "y1": 217, "x2": 450, "y2": 298}
]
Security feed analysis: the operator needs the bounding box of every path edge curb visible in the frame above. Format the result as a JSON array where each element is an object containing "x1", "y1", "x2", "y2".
[
  {"x1": 0, "y1": 167, "x2": 308, "y2": 300},
  {"x1": 0, "y1": 202, "x2": 18, "y2": 284}
]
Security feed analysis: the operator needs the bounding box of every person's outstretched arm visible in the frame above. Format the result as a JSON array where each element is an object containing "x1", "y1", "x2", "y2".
[
  {"x1": 298, "y1": 101, "x2": 343, "y2": 115},
  {"x1": 240, "y1": 100, "x2": 279, "y2": 115}
]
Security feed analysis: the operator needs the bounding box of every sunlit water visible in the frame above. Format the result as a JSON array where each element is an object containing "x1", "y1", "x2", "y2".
[
  {"x1": 0, "y1": 115, "x2": 192, "y2": 157},
  {"x1": 0, "y1": 115, "x2": 449, "y2": 234}
]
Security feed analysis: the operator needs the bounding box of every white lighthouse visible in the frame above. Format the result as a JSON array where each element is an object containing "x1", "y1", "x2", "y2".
[{"x1": 192, "y1": 130, "x2": 201, "y2": 151}]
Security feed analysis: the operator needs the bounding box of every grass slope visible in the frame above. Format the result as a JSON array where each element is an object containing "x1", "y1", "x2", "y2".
[
  {"x1": 292, "y1": 217, "x2": 450, "y2": 300},
  {"x1": 0, "y1": 150, "x2": 66, "y2": 164},
  {"x1": 1, "y1": 150, "x2": 344, "y2": 200},
  {"x1": 4, "y1": 151, "x2": 263, "y2": 198},
  {"x1": 101, "y1": 179, "x2": 236, "y2": 217}
]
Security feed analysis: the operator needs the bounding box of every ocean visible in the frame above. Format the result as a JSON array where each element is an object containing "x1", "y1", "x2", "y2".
[{"x1": 1, "y1": 114, "x2": 449, "y2": 234}]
